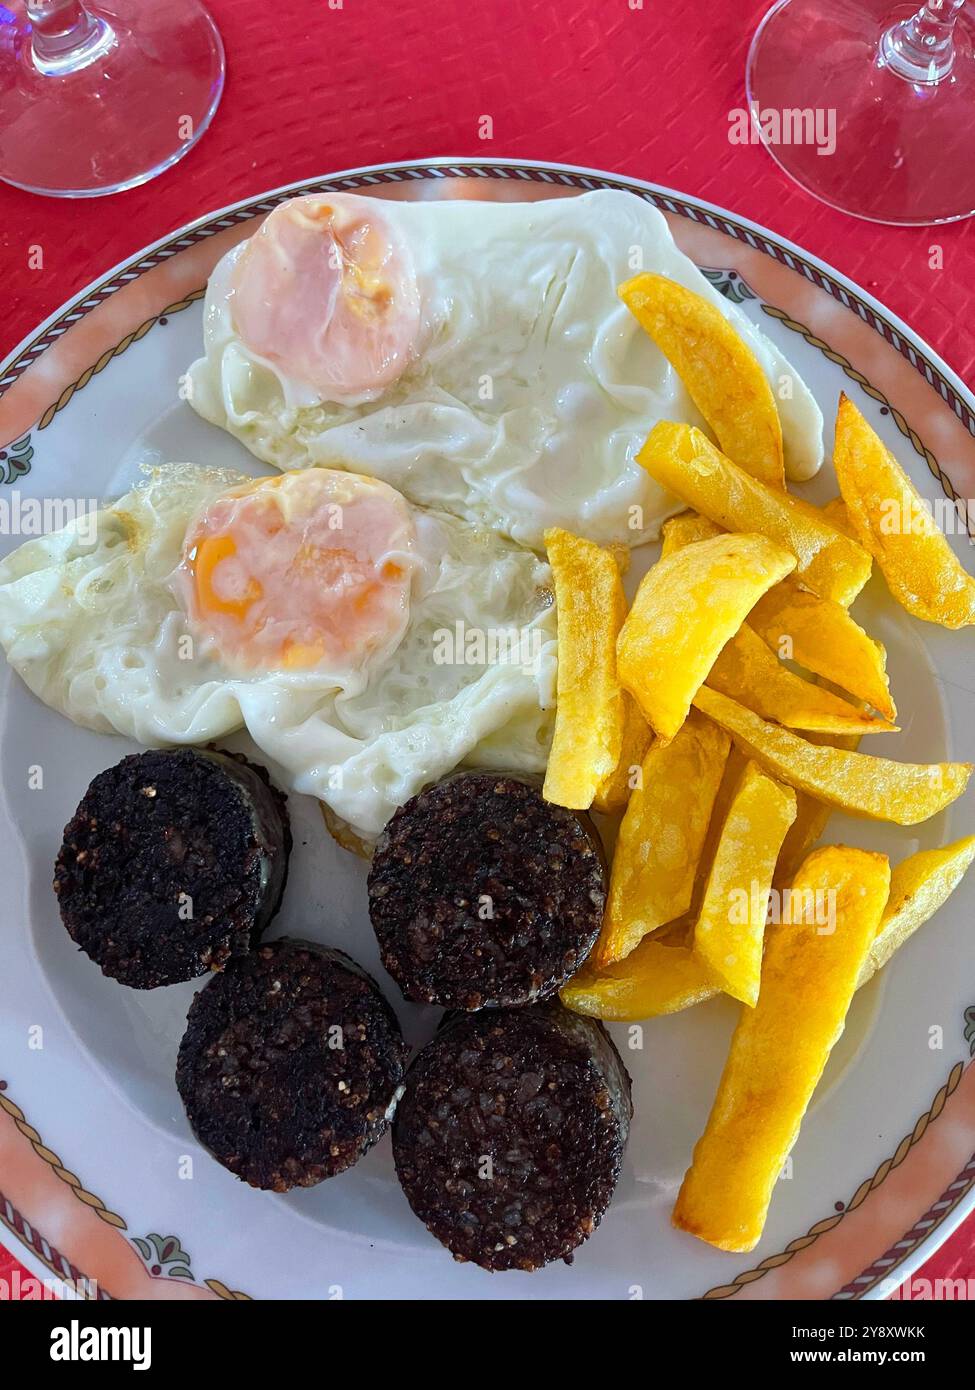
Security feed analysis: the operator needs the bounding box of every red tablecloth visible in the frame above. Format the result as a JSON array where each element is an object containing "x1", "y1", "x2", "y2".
[{"x1": 0, "y1": 0, "x2": 972, "y2": 1296}]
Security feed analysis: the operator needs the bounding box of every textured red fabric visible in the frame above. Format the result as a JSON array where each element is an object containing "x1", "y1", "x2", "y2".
[
  {"x1": 0, "y1": 0, "x2": 971, "y2": 1293},
  {"x1": 1, "y1": 0, "x2": 974, "y2": 375},
  {"x1": 900, "y1": 1216, "x2": 975, "y2": 1298},
  {"x1": 0, "y1": 1243, "x2": 48, "y2": 1298}
]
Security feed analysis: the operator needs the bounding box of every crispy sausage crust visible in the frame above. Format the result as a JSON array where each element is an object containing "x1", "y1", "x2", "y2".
[
  {"x1": 177, "y1": 938, "x2": 409, "y2": 1192},
  {"x1": 54, "y1": 748, "x2": 291, "y2": 989},
  {"x1": 393, "y1": 1003, "x2": 631, "y2": 1271},
  {"x1": 368, "y1": 773, "x2": 606, "y2": 1010}
]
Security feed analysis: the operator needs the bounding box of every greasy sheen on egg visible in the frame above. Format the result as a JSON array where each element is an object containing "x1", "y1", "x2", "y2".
[{"x1": 187, "y1": 189, "x2": 824, "y2": 549}]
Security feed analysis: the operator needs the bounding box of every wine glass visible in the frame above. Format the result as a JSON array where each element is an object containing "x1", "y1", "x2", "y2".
[
  {"x1": 0, "y1": 0, "x2": 225, "y2": 197},
  {"x1": 746, "y1": 0, "x2": 975, "y2": 224}
]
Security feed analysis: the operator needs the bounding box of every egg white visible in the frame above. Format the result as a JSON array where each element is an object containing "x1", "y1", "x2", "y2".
[
  {"x1": 186, "y1": 189, "x2": 824, "y2": 549},
  {"x1": 0, "y1": 465, "x2": 556, "y2": 840}
]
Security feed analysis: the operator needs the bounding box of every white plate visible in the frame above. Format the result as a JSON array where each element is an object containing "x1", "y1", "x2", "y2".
[{"x1": 1, "y1": 159, "x2": 974, "y2": 1302}]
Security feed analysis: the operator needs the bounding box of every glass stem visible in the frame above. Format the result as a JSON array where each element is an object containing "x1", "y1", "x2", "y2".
[
  {"x1": 880, "y1": 0, "x2": 967, "y2": 84},
  {"x1": 27, "y1": 0, "x2": 116, "y2": 77}
]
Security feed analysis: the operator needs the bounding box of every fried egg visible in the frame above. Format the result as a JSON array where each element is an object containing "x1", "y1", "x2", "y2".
[
  {"x1": 0, "y1": 466, "x2": 555, "y2": 839},
  {"x1": 186, "y1": 189, "x2": 823, "y2": 548}
]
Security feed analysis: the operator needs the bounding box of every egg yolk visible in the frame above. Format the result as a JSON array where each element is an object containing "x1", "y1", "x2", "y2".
[
  {"x1": 181, "y1": 470, "x2": 415, "y2": 673},
  {"x1": 229, "y1": 194, "x2": 421, "y2": 400}
]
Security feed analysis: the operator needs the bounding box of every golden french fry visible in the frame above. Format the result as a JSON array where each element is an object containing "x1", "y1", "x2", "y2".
[
  {"x1": 690, "y1": 744, "x2": 751, "y2": 916},
  {"x1": 773, "y1": 732, "x2": 861, "y2": 888},
  {"x1": 693, "y1": 762, "x2": 797, "y2": 1007},
  {"x1": 565, "y1": 808, "x2": 962, "y2": 1024},
  {"x1": 774, "y1": 798, "x2": 830, "y2": 890},
  {"x1": 823, "y1": 496, "x2": 853, "y2": 535},
  {"x1": 543, "y1": 528, "x2": 626, "y2": 809},
  {"x1": 674, "y1": 846, "x2": 890, "y2": 1251},
  {"x1": 637, "y1": 422, "x2": 872, "y2": 605},
  {"x1": 707, "y1": 623, "x2": 897, "y2": 735},
  {"x1": 591, "y1": 691, "x2": 651, "y2": 815},
  {"x1": 596, "y1": 712, "x2": 731, "y2": 964},
  {"x1": 607, "y1": 541, "x2": 631, "y2": 577},
  {"x1": 561, "y1": 938, "x2": 718, "y2": 1020},
  {"x1": 618, "y1": 532, "x2": 795, "y2": 741},
  {"x1": 693, "y1": 686, "x2": 971, "y2": 826},
  {"x1": 561, "y1": 835, "x2": 929, "y2": 1023},
  {"x1": 619, "y1": 273, "x2": 785, "y2": 488},
  {"x1": 749, "y1": 582, "x2": 895, "y2": 720},
  {"x1": 858, "y1": 836, "x2": 975, "y2": 987},
  {"x1": 660, "y1": 509, "x2": 895, "y2": 719},
  {"x1": 834, "y1": 394, "x2": 975, "y2": 629},
  {"x1": 660, "y1": 510, "x2": 722, "y2": 558},
  {"x1": 651, "y1": 913, "x2": 697, "y2": 947}
]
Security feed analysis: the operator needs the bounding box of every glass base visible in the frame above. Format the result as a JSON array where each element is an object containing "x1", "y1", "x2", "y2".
[
  {"x1": 746, "y1": 0, "x2": 975, "y2": 226},
  {"x1": 0, "y1": 0, "x2": 225, "y2": 198}
]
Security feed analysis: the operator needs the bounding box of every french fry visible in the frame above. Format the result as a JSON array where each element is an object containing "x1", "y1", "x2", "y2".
[
  {"x1": 773, "y1": 732, "x2": 861, "y2": 888},
  {"x1": 693, "y1": 686, "x2": 971, "y2": 826},
  {"x1": 581, "y1": 536, "x2": 650, "y2": 815},
  {"x1": 774, "y1": 798, "x2": 830, "y2": 891},
  {"x1": 591, "y1": 691, "x2": 651, "y2": 815},
  {"x1": 543, "y1": 528, "x2": 625, "y2": 809},
  {"x1": 660, "y1": 510, "x2": 721, "y2": 558},
  {"x1": 673, "y1": 846, "x2": 891, "y2": 1251},
  {"x1": 707, "y1": 623, "x2": 896, "y2": 735},
  {"x1": 690, "y1": 744, "x2": 751, "y2": 917},
  {"x1": 651, "y1": 912, "x2": 697, "y2": 947},
  {"x1": 560, "y1": 829, "x2": 944, "y2": 1022},
  {"x1": 749, "y1": 583, "x2": 896, "y2": 720},
  {"x1": 617, "y1": 532, "x2": 795, "y2": 741},
  {"x1": 607, "y1": 541, "x2": 631, "y2": 577},
  {"x1": 858, "y1": 836, "x2": 975, "y2": 987},
  {"x1": 661, "y1": 508, "x2": 895, "y2": 719},
  {"x1": 692, "y1": 762, "x2": 797, "y2": 1007},
  {"x1": 822, "y1": 496, "x2": 853, "y2": 535},
  {"x1": 566, "y1": 786, "x2": 963, "y2": 1024},
  {"x1": 619, "y1": 273, "x2": 785, "y2": 488},
  {"x1": 637, "y1": 422, "x2": 872, "y2": 605},
  {"x1": 834, "y1": 394, "x2": 975, "y2": 629},
  {"x1": 595, "y1": 712, "x2": 731, "y2": 964},
  {"x1": 562, "y1": 937, "x2": 718, "y2": 1020}
]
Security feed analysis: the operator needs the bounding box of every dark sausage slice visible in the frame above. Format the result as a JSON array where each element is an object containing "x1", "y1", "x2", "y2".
[
  {"x1": 368, "y1": 772, "x2": 606, "y2": 1010},
  {"x1": 54, "y1": 747, "x2": 291, "y2": 989},
  {"x1": 393, "y1": 1002, "x2": 631, "y2": 1271},
  {"x1": 176, "y1": 938, "x2": 409, "y2": 1192}
]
